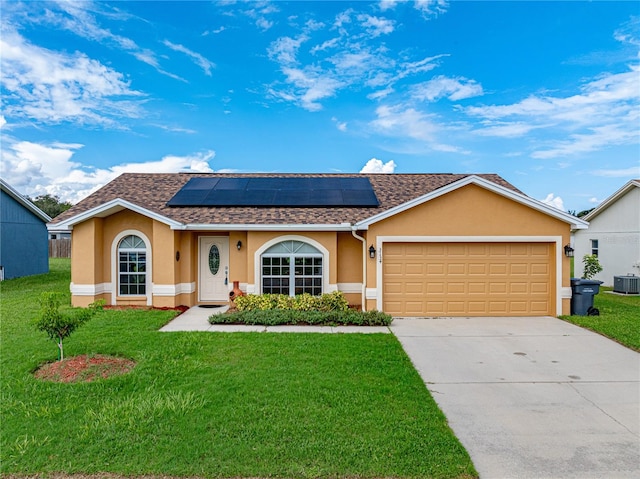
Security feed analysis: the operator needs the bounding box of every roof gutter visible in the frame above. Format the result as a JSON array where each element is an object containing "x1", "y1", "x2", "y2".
[{"x1": 175, "y1": 223, "x2": 354, "y2": 231}]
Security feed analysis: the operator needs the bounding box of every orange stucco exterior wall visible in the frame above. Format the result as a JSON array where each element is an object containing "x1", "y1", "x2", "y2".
[{"x1": 70, "y1": 183, "x2": 571, "y2": 314}]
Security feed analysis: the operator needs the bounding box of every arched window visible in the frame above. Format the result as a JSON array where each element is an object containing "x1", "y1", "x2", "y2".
[
  {"x1": 118, "y1": 234, "x2": 147, "y2": 296},
  {"x1": 261, "y1": 240, "x2": 322, "y2": 296}
]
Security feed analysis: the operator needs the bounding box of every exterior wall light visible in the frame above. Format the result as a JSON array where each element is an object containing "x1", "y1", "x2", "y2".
[
  {"x1": 369, "y1": 245, "x2": 376, "y2": 259},
  {"x1": 237, "y1": 240, "x2": 242, "y2": 250},
  {"x1": 564, "y1": 244, "x2": 574, "y2": 257}
]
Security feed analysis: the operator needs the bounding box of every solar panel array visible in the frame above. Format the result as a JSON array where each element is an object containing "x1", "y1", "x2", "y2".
[{"x1": 167, "y1": 177, "x2": 380, "y2": 207}]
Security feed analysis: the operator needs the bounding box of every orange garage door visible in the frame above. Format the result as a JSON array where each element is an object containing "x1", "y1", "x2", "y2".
[{"x1": 383, "y1": 242, "x2": 554, "y2": 317}]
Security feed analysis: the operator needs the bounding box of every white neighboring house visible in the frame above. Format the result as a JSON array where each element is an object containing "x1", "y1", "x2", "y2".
[{"x1": 573, "y1": 179, "x2": 640, "y2": 285}]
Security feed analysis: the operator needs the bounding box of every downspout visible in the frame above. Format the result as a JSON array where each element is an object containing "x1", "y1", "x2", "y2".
[{"x1": 351, "y1": 229, "x2": 367, "y2": 312}]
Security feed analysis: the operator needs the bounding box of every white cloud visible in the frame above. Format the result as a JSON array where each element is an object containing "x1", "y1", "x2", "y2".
[
  {"x1": 591, "y1": 166, "x2": 640, "y2": 177},
  {"x1": 0, "y1": 138, "x2": 215, "y2": 203},
  {"x1": 465, "y1": 66, "x2": 640, "y2": 158},
  {"x1": 305, "y1": 19, "x2": 325, "y2": 31},
  {"x1": 367, "y1": 87, "x2": 395, "y2": 100},
  {"x1": 360, "y1": 158, "x2": 397, "y2": 173},
  {"x1": 332, "y1": 117, "x2": 347, "y2": 131},
  {"x1": 278, "y1": 67, "x2": 344, "y2": 111},
  {"x1": 370, "y1": 104, "x2": 438, "y2": 143},
  {"x1": 24, "y1": 0, "x2": 184, "y2": 80},
  {"x1": 0, "y1": 116, "x2": 6, "y2": 129},
  {"x1": 268, "y1": 35, "x2": 308, "y2": 64},
  {"x1": 243, "y1": 2, "x2": 279, "y2": 31},
  {"x1": 370, "y1": 104, "x2": 469, "y2": 153},
  {"x1": 163, "y1": 40, "x2": 215, "y2": 76},
  {"x1": 357, "y1": 14, "x2": 395, "y2": 37},
  {"x1": 0, "y1": 29, "x2": 145, "y2": 126},
  {"x1": 473, "y1": 122, "x2": 542, "y2": 138},
  {"x1": 310, "y1": 37, "x2": 340, "y2": 54},
  {"x1": 379, "y1": 0, "x2": 399, "y2": 11},
  {"x1": 414, "y1": 0, "x2": 449, "y2": 19},
  {"x1": 333, "y1": 9, "x2": 354, "y2": 30},
  {"x1": 256, "y1": 17, "x2": 274, "y2": 31},
  {"x1": 412, "y1": 75, "x2": 484, "y2": 102},
  {"x1": 540, "y1": 193, "x2": 565, "y2": 211},
  {"x1": 265, "y1": 6, "x2": 450, "y2": 114}
]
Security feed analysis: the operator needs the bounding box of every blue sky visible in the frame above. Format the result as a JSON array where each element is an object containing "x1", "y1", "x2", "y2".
[{"x1": 1, "y1": 1, "x2": 638, "y2": 212}]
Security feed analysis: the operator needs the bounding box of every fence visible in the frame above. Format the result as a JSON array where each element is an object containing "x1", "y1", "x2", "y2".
[{"x1": 49, "y1": 238, "x2": 71, "y2": 258}]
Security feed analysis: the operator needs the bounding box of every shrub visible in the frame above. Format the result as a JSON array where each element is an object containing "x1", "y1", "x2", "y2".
[
  {"x1": 235, "y1": 291, "x2": 349, "y2": 313},
  {"x1": 35, "y1": 293, "x2": 104, "y2": 361},
  {"x1": 209, "y1": 308, "x2": 392, "y2": 327},
  {"x1": 582, "y1": 254, "x2": 603, "y2": 280}
]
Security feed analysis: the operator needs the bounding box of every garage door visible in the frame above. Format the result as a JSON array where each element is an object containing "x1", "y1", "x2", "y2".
[{"x1": 383, "y1": 242, "x2": 553, "y2": 316}]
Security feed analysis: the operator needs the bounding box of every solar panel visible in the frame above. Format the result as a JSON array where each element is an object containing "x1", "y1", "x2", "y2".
[{"x1": 167, "y1": 177, "x2": 380, "y2": 207}]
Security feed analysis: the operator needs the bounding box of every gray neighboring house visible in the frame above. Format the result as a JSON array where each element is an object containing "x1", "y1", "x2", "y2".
[
  {"x1": 573, "y1": 179, "x2": 640, "y2": 285},
  {"x1": 0, "y1": 179, "x2": 51, "y2": 280}
]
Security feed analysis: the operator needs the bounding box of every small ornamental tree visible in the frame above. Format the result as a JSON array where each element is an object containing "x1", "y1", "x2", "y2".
[
  {"x1": 582, "y1": 254, "x2": 603, "y2": 280},
  {"x1": 35, "y1": 293, "x2": 103, "y2": 361}
]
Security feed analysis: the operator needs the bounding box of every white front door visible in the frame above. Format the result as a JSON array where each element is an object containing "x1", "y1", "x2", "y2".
[{"x1": 199, "y1": 236, "x2": 229, "y2": 302}]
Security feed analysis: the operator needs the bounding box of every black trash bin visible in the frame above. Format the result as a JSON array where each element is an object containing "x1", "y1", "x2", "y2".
[{"x1": 570, "y1": 278, "x2": 603, "y2": 315}]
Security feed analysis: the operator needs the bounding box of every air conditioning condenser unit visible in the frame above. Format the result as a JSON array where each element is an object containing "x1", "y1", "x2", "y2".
[{"x1": 613, "y1": 275, "x2": 640, "y2": 294}]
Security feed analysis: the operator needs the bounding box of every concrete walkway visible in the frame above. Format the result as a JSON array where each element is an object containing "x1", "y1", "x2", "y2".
[
  {"x1": 159, "y1": 305, "x2": 390, "y2": 333},
  {"x1": 391, "y1": 316, "x2": 640, "y2": 479}
]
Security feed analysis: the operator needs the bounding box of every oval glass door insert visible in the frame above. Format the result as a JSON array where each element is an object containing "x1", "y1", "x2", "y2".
[{"x1": 208, "y1": 245, "x2": 220, "y2": 275}]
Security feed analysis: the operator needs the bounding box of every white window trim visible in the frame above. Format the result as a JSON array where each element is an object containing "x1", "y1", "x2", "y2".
[
  {"x1": 375, "y1": 236, "x2": 564, "y2": 316},
  {"x1": 111, "y1": 230, "x2": 153, "y2": 306},
  {"x1": 254, "y1": 235, "x2": 330, "y2": 295}
]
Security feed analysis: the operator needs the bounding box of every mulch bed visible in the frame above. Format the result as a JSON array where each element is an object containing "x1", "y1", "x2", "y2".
[{"x1": 34, "y1": 355, "x2": 136, "y2": 383}]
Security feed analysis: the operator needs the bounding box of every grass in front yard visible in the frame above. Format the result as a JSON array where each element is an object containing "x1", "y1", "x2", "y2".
[
  {"x1": 561, "y1": 287, "x2": 640, "y2": 351},
  {"x1": 1, "y1": 259, "x2": 476, "y2": 479}
]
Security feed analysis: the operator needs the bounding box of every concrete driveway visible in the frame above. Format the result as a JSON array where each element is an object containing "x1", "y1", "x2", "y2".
[{"x1": 391, "y1": 316, "x2": 639, "y2": 479}]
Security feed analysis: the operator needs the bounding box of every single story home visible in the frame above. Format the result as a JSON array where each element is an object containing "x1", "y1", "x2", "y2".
[
  {"x1": 573, "y1": 179, "x2": 640, "y2": 285},
  {"x1": 49, "y1": 173, "x2": 587, "y2": 316},
  {"x1": 1, "y1": 178, "x2": 51, "y2": 280}
]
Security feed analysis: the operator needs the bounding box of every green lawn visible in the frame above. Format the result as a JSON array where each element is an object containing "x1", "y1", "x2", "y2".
[
  {"x1": 561, "y1": 287, "x2": 640, "y2": 351},
  {"x1": 0, "y1": 259, "x2": 476, "y2": 479}
]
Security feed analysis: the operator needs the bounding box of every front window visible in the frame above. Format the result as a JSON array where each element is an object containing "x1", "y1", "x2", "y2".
[
  {"x1": 262, "y1": 240, "x2": 322, "y2": 296},
  {"x1": 118, "y1": 235, "x2": 146, "y2": 296},
  {"x1": 591, "y1": 239, "x2": 599, "y2": 257}
]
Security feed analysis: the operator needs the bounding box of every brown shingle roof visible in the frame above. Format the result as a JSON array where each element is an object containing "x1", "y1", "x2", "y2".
[{"x1": 51, "y1": 173, "x2": 522, "y2": 226}]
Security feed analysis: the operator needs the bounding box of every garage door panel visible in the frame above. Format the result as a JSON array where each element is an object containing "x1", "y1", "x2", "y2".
[
  {"x1": 468, "y1": 263, "x2": 487, "y2": 275},
  {"x1": 489, "y1": 301, "x2": 508, "y2": 313},
  {"x1": 405, "y1": 263, "x2": 425, "y2": 275},
  {"x1": 531, "y1": 264, "x2": 549, "y2": 275},
  {"x1": 426, "y1": 282, "x2": 445, "y2": 294},
  {"x1": 468, "y1": 301, "x2": 488, "y2": 313},
  {"x1": 489, "y1": 263, "x2": 508, "y2": 275},
  {"x1": 468, "y1": 244, "x2": 487, "y2": 256},
  {"x1": 447, "y1": 263, "x2": 466, "y2": 275},
  {"x1": 405, "y1": 282, "x2": 424, "y2": 294},
  {"x1": 509, "y1": 301, "x2": 528, "y2": 312},
  {"x1": 383, "y1": 242, "x2": 553, "y2": 317},
  {"x1": 426, "y1": 244, "x2": 445, "y2": 256},
  {"x1": 468, "y1": 282, "x2": 486, "y2": 294},
  {"x1": 530, "y1": 301, "x2": 549, "y2": 313},
  {"x1": 531, "y1": 244, "x2": 550, "y2": 256},
  {"x1": 427, "y1": 263, "x2": 445, "y2": 274},
  {"x1": 531, "y1": 282, "x2": 549, "y2": 294},
  {"x1": 489, "y1": 244, "x2": 508, "y2": 256},
  {"x1": 447, "y1": 244, "x2": 467, "y2": 256},
  {"x1": 510, "y1": 263, "x2": 528, "y2": 275},
  {"x1": 447, "y1": 282, "x2": 465, "y2": 294},
  {"x1": 510, "y1": 282, "x2": 528, "y2": 294},
  {"x1": 489, "y1": 282, "x2": 508, "y2": 293}
]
